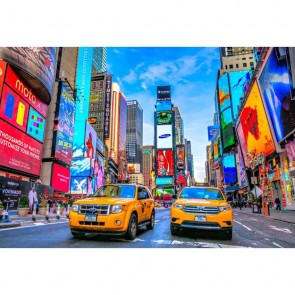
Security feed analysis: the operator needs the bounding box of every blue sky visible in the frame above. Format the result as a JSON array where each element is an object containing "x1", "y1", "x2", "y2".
[{"x1": 107, "y1": 47, "x2": 221, "y2": 182}]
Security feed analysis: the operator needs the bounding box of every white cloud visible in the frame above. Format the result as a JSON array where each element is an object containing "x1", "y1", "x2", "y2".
[
  {"x1": 113, "y1": 49, "x2": 120, "y2": 54},
  {"x1": 122, "y1": 70, "x2": 137, "y2": 83},
  {"x1": 141, "y1": 82, "x2": 147, "y2": 90}
]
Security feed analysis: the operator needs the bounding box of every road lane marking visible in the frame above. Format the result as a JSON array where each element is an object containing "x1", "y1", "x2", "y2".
[
  {"x1": 272, "y1": 242, "x2": 283, "y2": 248},
  {"x1": 235, "y1": 220, "x2": 253, "y2": 231},
  {"x1": 162, "y1": 216, "x2": 169, "y2": 219},
  {"x1": 0, "y1": 221, "x2": 68, "y2": 231},
  {"x1": 269, "y1": 226, "x2": 292, "y2": 234},
  {"x1": 250, "y1": 218, "x2": 258, "y2": 221},
  {"x1": 264, "y1": 238, "x2": 270, "y2": 241}
]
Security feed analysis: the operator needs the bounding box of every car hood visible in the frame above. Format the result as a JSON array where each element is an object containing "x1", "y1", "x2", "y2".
[
  {"x1": 176, "y1": 199, "x2": 229, "y2": 207},
  {"x1": 74, "y1": 197, "x2": 134, "y2": 206}
]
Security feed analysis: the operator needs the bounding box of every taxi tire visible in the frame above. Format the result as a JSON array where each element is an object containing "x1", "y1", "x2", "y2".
[
  {"x1": 126, "y1": 213, "x2": 137, "y2": 240},
  {"x1": 71, "y1": 231, "x2": 85, "y2": 239},
  {"x1": 170, "y1": 223, "x2": 180, "y2": 236},
  {"x1": 224, "y1": 228, "x2": 232, "y2": 240},
  {"x1": 146, "y1": 211, "x2": 155, "y2": 230}
]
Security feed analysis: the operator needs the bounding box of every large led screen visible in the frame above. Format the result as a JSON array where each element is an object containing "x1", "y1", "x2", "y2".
[
  {"x1": 223, "y1": 154, "x2": 237, "y2": 184},
  {"x1": 156, "y1": 99, "x2": 172, "y2": 111},
  {"x1": 51, "y1": 163, "x2": 70, "y2": 192},
  {"x1": 220, "y1": 107, "x2": 235, "y2": 149},
  {"x1": 228, "y1": 70, "x2": 251, "y2": 119},
  {"x1": 84, "y1": 122, "x2": 97, "y2": 158},
  {"x1": 157, "y1": 149, "x2": 174, "y2": 176},
  {"x1": 218, "y1": 73, "x2": 230, "y2": 113},
  {"x1": 27, "y1": 107, "x2": 45, "y2": 142},
  {"x1": 0, "y1": 60, "x2": 7, "y2": 97},
  {"x1": 213, "y1": 140, "x2": 220, "y2": 160},
  {"x1": 71, "y1": 158, "x2": 92, "y2": 177},
  {"x1": 70, "y1": 176, "x2": 88, "y2": 194},
  {"x1": 0, "y1": 119, "x2": 42, "y2": 175},
  {"x1": 156, "y1": 111, "x2": 172, "y2": 125},
  {"x1": 127, "y1": 163, "x2": 140, "y2": 174},
  {"x1": 238, "y1": 81, "x2": 275, "y2": 157},
  {"x1": 94, "y1": 155, "x2": 104, "y2": 191},
  {"x1": 237, "y1": 145, "x2": 247, "y2": 187},
  {"x1": 72, "y1": 120, "x2": 86, "y2": 157},
  {"x1": 157, "y1": 125, "x2": 173, "y2": 149},
  {"x1": 157, "y1": 86, "x2": 171, "y2": 100},
  {"x1": 156, "y1": 177, "x2": 173, "y2": 186},
  {"x1": 176, "y1": 145, "x2": 185, "y2": 170},
  {"x1": 0, "y1": 84, "x2": 29, "y2": 132},
  {"x1": 259, "y1": 48, "x2": 294, "y2": 142},
  {"x1": 208, "y1": 125, "x2": 219, "y2": 141}
]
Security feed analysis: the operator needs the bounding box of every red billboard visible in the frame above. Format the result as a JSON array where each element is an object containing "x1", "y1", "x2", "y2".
[
  {"x1": 4, "y1": 65, "x2": 48, "y2": 117},
  {"x1": 157, "y1": 149, "x2": 174, "y2": 176},
  {"x1": 0, "y1": 60, "x2": 7, "y2": 97},
  {"x1": 0, "y1": 84, "x2": 30, "y2": 132},
  {"x1": 0, "y1": 119, "x2": 43, "y2": 175},
  {"x1": 51, "y1": 163, "x2": 70, "y2": 192},
  {"x1": 176, "y1": 145, "x2": 185, "y2": 170}
]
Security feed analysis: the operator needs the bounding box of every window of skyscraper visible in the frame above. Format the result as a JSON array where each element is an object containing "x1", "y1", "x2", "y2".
[{"x1": 243, "y1": 63, "x2": 247, "y2": 67}]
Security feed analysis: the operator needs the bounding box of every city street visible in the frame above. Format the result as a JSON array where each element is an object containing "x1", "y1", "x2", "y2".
[{"x1": 1, "y1": 208, "x2": 294, "y2": 248}]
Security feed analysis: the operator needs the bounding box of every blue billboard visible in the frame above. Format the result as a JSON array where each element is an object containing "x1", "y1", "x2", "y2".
[
  {"x1": 218, "y1": 73, "x2": 230, "y2": 113},
  {"x1": 27, "y1": 107, "x2": 46, "y2": 142},
  {"x1": 207, "y1": 125, "x2": 220, "y2": 141},
  {"x1": 223, "y1": 154, "x2": 237, "y2": 184},
  {"x1": 156, "y1": 177, "x2": 173, "y2": 185},
  {"x1": 71, "y1": 157, "x2": 92, "y2": 177},
  {"x1": 70, "y1": 176, "x2": 88, "y2": 194},
  {"x1": 156, "y1": 99, "x2": 172, "y2": 111}
]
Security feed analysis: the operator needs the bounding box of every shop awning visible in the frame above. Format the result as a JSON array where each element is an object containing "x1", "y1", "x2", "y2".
[{"x1": 225, "y1": 186, "x2": 240, "y2": 192}]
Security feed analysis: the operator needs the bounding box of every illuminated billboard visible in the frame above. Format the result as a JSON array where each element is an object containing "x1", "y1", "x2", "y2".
[
  {"x1": 237, "y1": 145, "x2": 247, "y2": 187},
  {"x1": 84, "y1": 122, "x2": 97, "y2": 158},
  {"x1": 228, "y1": 70, "x2": 251, "y2": 119},
  {"x1": 157, "y1": 149, "x2": 174, "y2": 176},
  {"x1": 127, "y1": 163, "x2": 140, "y2": 174},
  {"x1": 0, "y1": 84, "x2": 29, "y2": 133},
  {"x1": 156, "y1": 99, "x2": 172, "y2": 111},
  {"x1": 176, "y1": 145, "x2": 185, "y2": 170},
  {"x1": 94, "y1": 155, "x2": 104, "y2": 191},
  {"x1": 208, "y1": 125, "x2": 220, "y2": 141},
  {"x1": 0, "y1": 47, "x2": 56, "y2": 102},
  {"x1": 223, "y1": 154, "x2": 237, "y2": 184},
  {"x1": 259, "y1": 48, "x2": 294, "y2": 142},
  {"x1": 51, "y1": 163, "x2": 70, "y2": 192},
  {"x1": 157, "y1": 125, "x2": 173, "y2": 149},
  {"x1": 70, "y1": 176, "x2": 88, "y2": 194},
  {"x1": 0, "y1": 119, "x2": 43, "y2": 175},
  {"x1": 104, "y1": 74, "x2": 112, "y2": 139},
  {"x1": 218, "y1": 73, "x2": 230, "y2": 113},
  {"x1": 0, "y1": 60, "x2": 7, "y2": 97},
  {"x1": 157, "y1": 85, "x2": 171, "y2": 100},
  {"x1": 27, "y1": 107, "x2": 46, "y2": 142},
  {"x1": 156, "y1": 111, "x2": 172, "y2": 125},
  {"x1": 238, "y1": 81, "x2": 275, "y2": 157},
  {"x1": 156, "y1": 177, "x2": 173, "y2": 186},
  {"x1": 71, "y1": 158, "x2": 92, "y2": 177},
  {"x1": 213, "y1": 140, "x2": 220, "y2": 160},
  {"x1": 220, "y1": 107, "x2": 235, "y2": 149},
  {"x1": 72, "y1": 120, "x2": 86, "y2": 157}
]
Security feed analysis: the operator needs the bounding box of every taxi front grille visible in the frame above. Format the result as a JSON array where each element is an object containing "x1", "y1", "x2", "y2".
[
  {"x1": 79, "y1": 205, "x2": 110, "y2": 215},
  {"x1": 79, "y1": 221, "x2": 105, "y2": 226},
  {"x1": 183, "y1": 206, "x2": 219, "y2": 214}
]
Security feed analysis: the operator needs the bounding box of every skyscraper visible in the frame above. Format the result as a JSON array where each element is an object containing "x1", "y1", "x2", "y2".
[
  {"x1": 142, "y1": 145, "x2": 155, "y2": 189},
  {"x1": 126, "y1": 100, "x2": 143, "y2": 172},
  {"x1": 172, "y1": 106, "x2": 184, "y2": 145},
  {"x1": 92, "y1": 47, "x2": 107, "y2": 74}
]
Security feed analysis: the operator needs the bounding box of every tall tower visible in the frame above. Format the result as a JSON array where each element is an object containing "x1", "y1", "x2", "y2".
[
  {"x1": 142, "y1": 145, "x2": 155, "y2": 189},
  {"x1": 92, "y1": 47, "x2": 107, "y2": 74},
  {"x1": 126, "y1": 100, "x2": 143, "y2": 172},
  {"x1": 172, "y1": 106, "x2": 184, "y2": 145}
]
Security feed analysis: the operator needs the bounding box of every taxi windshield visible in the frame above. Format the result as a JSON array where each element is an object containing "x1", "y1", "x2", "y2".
[
  {"x1": 180, "y1": 188, "x2": 224, "y2": 200},
  {"x1": 92, "y1": 185, "x2": 136, "y2": 199}
]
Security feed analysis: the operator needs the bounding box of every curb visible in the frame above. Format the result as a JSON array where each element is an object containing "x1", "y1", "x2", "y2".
[{"x1": 0, "y1": 221, "x2": 21, "y2": 229}]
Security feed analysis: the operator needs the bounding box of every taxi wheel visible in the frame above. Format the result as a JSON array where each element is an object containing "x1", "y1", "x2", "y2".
[
  {"x1": 146, "y1": 211, "x2": 155, "y2": 230},
  {"x1": 126, "y1": 213, "x2": 137, "y2": 240},
  {"x1": 170, "y1": 223, "x2": 180, "y2": 236},
  {"x1": 71, "y1": 231, "x2": 85, "y2": 239}
]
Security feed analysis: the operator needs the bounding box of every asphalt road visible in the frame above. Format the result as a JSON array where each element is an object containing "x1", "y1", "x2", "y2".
[{"x1": 0, "y1": 208, "x2": 294, "y2": 248}]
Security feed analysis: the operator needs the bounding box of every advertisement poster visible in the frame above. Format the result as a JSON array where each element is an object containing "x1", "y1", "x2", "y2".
[
  {"x1": 239, "y1": 81, "x2": 275, "y2": 157},
  {"x1": 84, "y1": 122, "x2": 97, "y2": 158},
  {"x1": 157, "y1": 125, "x2": 173, "y2": 149},
  {"x1": 218, "y1": 73, "x2": 230, "y2": 113},
  {"x1": 127, "y1": 163, "x2": 140, "y2": 174},
  {"x1": 72, "y1": 120, "x2": 86, "y2": 158},
  {"x1": 70, "y1": 176, "x2": 88, "y2": 194},
  {"x1": 94, "y1": 155, "x2": 104, "y2": 191},
  {"x1": 156, "y1": 111, "x2": 172, "y2": 125},
  {"x1": 155, "y1": 177, "x2": 173, "y2": 186},
  {"x1": 156, "y1": 99, "x2": 172, "y2": 111},
  {"x1": 0, "y1": 176, "x2": 53, "y2": 210},
  {"x1": 51, "y1": 163, "x2": 70, "y2": 192},
  {"x1": 157, "y1": 149, "x2": 174, "y2": 176},
  {"x1": 223, "y1": 154, "x2": 237, "y2": 184},
  {"x1": 176, "y1": 145, "x2": 185, "y2": 170},
  {"x1": 259, "y1": 48, "x2": 295, "y2": 143},
  {"x1": 157, "y1": 86, "x2": 171, "y2": 100},
  {"x1": 220, "y1": 107, "x2": 235, "y2": 149},
  {"x1": 71, "y1": 157, "x2": 92, "y2": 177},
  {"x1": 27, "y1": 107, "x2": 46, "y2": 142},
  {"x1": 237, "y1": 145, "x2": 248, "y2": 187},
  {"x1": 236, "y1": 122, "x2": 250, "y2": 167},
  {"x1": 0, "y1": 119, "x2": 43, "y2": 175},
  {"x1": 0, "y1": 84, "x2": 29, "y2": 132},
  {"x1": 0, "y1": 60, "x2": 7, "y2": 97},
  {"x1": 207, "y1": 125, "x2": 220, "y2": 141}
]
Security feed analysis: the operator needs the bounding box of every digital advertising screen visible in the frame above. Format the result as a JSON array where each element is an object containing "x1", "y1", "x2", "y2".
[
  {"x1": 218, "y1": 73, "x2": 231, "y2": 113},
  {"x1": 156, "y1": 99, "x2": 172, "y2": 111},
  {"x1": 236, "y1": 122, "x2": 250, "y2": 167},
  {"x1": 0, "y1": 119, "x2": 43, "y2": 175},
  {"x1": 213, "y1": 140, "x2": 220, "y2": 160},
  {"x1": 157, "y1": 85, "x2": 171, "y2": 100},
  {"x1": 259, "y1": 48, "x2": 295, "y2": 143},
  {"x1": 72, "y1": 120, "x2": 86, "y2": 158},
  {"x1": 208, "y1": 125, "x2": 220, "y2": 141},
  {"x1": 84, "y1": 122, "x2": 97, "y2": 158},
  {"x1": 0, "y1": 84, "x2": 29, "y2": 133},
  {"x1": 71, "y1": 157, "x2": 92, "y2": 177},
  {"x1": 156, "y1": 111, "x2": 172, "y2": 125},
  {"x1": 157, "y1": 125, "x2": 173, "y2": 149},
  {"x1": 70, "y1": 176, "x2": 88, "y2": 194},
  {"x1": 176, "y1": 145, "x2": 185, "y2": 170},
  {"x1": 228, "y1": 70, "x2": 251, "y2": 119},
  {"x1": 223, "y1": 154, "x2": 237, "y2": 184},
  {"x1": 54, "y1": 131, "x2": 73, "y2": 166},
  {"x1": 237, "y1": 145, "x2": 248, "y2": 187},
  {"x1": 155, "y1": 177, "x2": 173, "y2": 186},
  {"x1": 27, "y1": 107, "x2": 46, "y2": 142},
  {"x1": 238, "y1": 81, "x2": 275, "y2": 157},
  {"x1": 51, "y1": 163, "x2": 70, "y2": 192},
  {"x1": 127, "y1": 163, "x2": 140, "y2": 174},
  {"x1": 94, "y1": 155, "x2": 104, "y2": 191},
  {"x1": 0, "y1": 60, "x2": 7, "y2": 97},
  {"x1": 220, "y1": 107, "x2": 235, "y2": 150},
  {"x1": 157, "y1": 149, "x2": 174, "y2": 176}
]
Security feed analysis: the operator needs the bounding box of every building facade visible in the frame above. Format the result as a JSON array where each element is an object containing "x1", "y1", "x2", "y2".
[{"x1": 142, "y1": 145, "x2": 155, "y2": 189}]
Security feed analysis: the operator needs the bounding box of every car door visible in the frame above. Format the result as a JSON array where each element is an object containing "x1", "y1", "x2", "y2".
[
  {"x1": 137, "y1": 187, "x2": 148, "y2": 222},
  {"x1": 145, "y1": 188, "x2": 154, "y2": 220}
]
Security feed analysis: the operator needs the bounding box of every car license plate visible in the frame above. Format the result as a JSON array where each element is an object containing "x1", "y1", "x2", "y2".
[
  {"x1": 195, "y1": 216, "x2": 206, "y2": 222},
  {"x1": 85, "y1": 214, "x2": 97, "y2": 222}
]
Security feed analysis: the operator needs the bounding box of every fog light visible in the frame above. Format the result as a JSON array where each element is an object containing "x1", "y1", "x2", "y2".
[{"x1": 115, "y1": 220, "x2": 121, "y2": 226}]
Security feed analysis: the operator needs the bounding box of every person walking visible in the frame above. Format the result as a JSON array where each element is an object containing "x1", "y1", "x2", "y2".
[
  {"x1": 257, "y1": 195, "x2": 262, "y2": 214},
  {"x1": 275, "y1": 196, "x2": 282, "y2": 212}
]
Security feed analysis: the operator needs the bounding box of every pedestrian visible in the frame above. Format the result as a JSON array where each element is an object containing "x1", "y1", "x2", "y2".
[
  {"x1": 28, "y1": 186, "x2": 37, "y2": 214},
  {"x1": 238, "y1": 194, "x2": 243, "y2": 210},
  {"x1": 275, "y1": 196, "x2": 282, "y2": 212},
  {"x1": 47, "y1": 198, "x2": 52, "y2": 211},
  {"x1": 33, "y1": 191, "x2": 39, "y2": 214},
  {"x1": 257, "y1": 195, "x2": 262, "y2": 214}
]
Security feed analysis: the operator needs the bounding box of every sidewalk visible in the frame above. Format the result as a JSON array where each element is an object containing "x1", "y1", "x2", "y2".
[
  {"x1": 233, "y1": 207, "x2": 295, "y2": 224},
  {"x1": 0, "y1": 210, "x2": 68, "y2": 229}
]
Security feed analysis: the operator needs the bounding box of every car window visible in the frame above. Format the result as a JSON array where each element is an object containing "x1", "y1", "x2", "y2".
[
  {"x1": 180, "y1": 188, "x2": 224, "y2": 200},
  {"x1": 138, "y1": 188, "x2": 148, "y2": 199},
  {"x1": 92, "y1": 185, "x2": 135, "y2": 198}
]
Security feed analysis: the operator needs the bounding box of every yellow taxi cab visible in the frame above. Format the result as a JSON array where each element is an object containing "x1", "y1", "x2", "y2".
[
  {"x1": 69, "y1": 183, "x2": 155, "y2": 240},
  {"x1": 170, "y1": 186, "x2": 233, "y2": 239}
]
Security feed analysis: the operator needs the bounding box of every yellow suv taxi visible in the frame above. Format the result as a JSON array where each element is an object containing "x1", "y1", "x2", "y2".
[
  {"x1": 170, "y1": 186, "x2": 233, "y2": 240},
  {"x1": 69, "y1": 184, "x2": 155, "y2": 240}
]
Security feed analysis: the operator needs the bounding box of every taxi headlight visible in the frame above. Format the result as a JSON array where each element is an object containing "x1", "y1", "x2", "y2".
[
  {"x1": 173, "y1": 203, "x2": 184, "y2": 210},
  {"x1": 72, "y1": 204, "x2": 79, "y2": 212},
  {"x1": 219, "y1": 206, "x2": 231, "y2": 212},
  {"x1": 110, "y1": 205, "x2": 122, "y2": 214}
]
